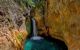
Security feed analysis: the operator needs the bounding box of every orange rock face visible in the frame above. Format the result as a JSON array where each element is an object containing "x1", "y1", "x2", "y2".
[{"x1": 35, "y1": 0, "x2": 80, "y2": 50}]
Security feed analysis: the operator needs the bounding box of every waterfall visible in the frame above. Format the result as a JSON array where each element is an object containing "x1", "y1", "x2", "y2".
[
  {"x1": 32, "y1": 18, "x2": 38, "y2": 36},
  {"x1": 30, "y1": 18, "x2": 43, "y2": 40}
]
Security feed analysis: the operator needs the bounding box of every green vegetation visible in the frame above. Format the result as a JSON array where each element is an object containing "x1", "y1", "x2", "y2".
[
  {"x1": 17, "y1": 32, "x2": 23, "y2": 41},
  {"x1": 14, "y1": 0, "x2": 45, "y2": 8}
]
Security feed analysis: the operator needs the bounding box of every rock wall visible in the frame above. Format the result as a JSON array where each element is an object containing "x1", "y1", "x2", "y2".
[
  {"x1": 34, "y1": 0, "x2": 80, "y2": 50},
  {"x1": 0, "y1": 0, "x2": 28, "y2": 50},
  {"x1": 36, "y1": 0, "x2": 80, "y2": 50}
]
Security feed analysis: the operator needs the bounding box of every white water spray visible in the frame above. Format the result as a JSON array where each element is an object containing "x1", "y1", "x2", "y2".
[{"x1": 30, "y1": 18, "x2": 43, "y2": 40}]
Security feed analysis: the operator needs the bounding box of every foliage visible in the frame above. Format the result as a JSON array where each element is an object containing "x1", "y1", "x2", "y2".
[
  {"x1": 17, "y1": 32, "x2": 23, "y2": 41},
  {"x1": 14, "y1": 0, "x2": 45, "y2": 9},
  {"x1": 33, "y1": 0, "x2": 45, "y2": 9}
]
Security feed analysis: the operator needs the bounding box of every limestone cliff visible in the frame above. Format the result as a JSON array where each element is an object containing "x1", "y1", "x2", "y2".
[
  {"x1": 0, "y1": 0, "x2": 27, "y2": 50},
  {"x1": 36, "y1": 0, "x2": 80, "y2": 50},
  {"x1": 46, "y1": 0, "x2": 80, "y2": 50},
  {"x1": 0, "y1": 0, "x2": 80, "y2": 50}
]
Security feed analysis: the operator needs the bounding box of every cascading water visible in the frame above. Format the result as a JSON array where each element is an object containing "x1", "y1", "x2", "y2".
[
  {"x1": 31, "y1": 18, "x2": 37, "y2": 36},
  {"x1": 30, "y1": 18, "x2": 43, "y2": 40}
]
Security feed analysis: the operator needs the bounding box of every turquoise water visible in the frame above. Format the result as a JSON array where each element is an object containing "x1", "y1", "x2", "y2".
[
  {"x1": 24, "y1": 39, "x2": 60, "y2": 50},
  {"x1": 24, "y1": 36, "x2": 68, "y2": 50}
]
